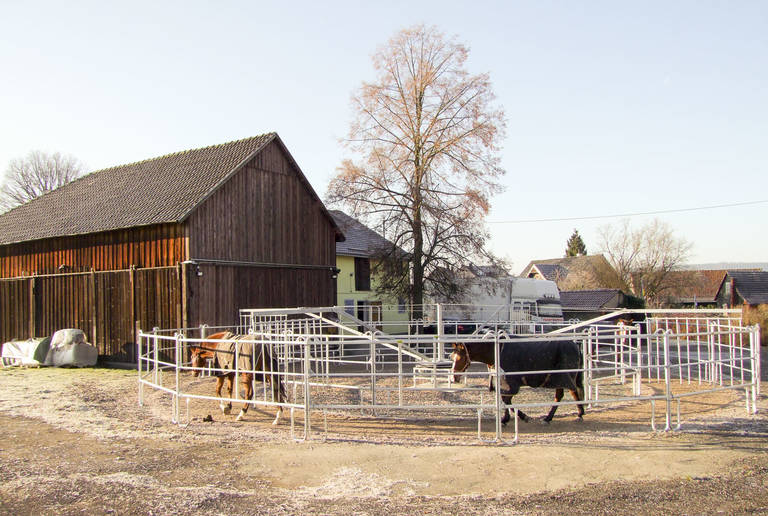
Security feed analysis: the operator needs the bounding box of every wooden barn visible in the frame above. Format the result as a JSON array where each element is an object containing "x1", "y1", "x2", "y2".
[{"x1": 0, "y1": 133, "x2": 343, "y2": 363}]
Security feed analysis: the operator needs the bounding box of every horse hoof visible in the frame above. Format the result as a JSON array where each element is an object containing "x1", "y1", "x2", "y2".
[
  {"x1": 540, "y1": 418, "x2": 552, "y2": 425},
  {"x1": 236, "y1": 411, "x2": 245, "y2": 421},
  {"x1": 221, "y1": 404, "x2": 231, "y2": 415}
]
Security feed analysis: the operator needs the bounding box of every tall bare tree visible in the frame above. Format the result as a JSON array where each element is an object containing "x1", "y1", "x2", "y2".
[
  {"x1": 598, "y1": 219, "x2": 693, "y2": 306},
  {"x1": 327, "y1": 25, "x2": 506, "y2": 314},
  {"x1": 0, "y1": 150, "x2": 86, "y2": 212}
]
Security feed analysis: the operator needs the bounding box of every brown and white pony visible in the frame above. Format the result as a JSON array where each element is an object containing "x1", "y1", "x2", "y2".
[{"x1": 189, "y1": 331, "x2": 285, "y2": 425}]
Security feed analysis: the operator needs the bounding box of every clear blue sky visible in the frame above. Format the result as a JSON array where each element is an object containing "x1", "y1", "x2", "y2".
[{"x1": 1, "y1": 1, "x2": 766, "y2": 273}]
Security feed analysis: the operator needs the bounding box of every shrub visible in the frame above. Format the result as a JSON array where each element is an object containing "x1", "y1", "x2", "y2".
[{"x1": 742, "y1": 305, "x2": 768, "y2": 346}]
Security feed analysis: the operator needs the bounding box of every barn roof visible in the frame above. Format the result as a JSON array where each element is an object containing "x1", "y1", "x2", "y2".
[
  {"x1": 330, "y1": 210, "x2": 408, "y2": 259},
  {"x1": 0, "y1": 133, "x2": 341, "y2": 245}
]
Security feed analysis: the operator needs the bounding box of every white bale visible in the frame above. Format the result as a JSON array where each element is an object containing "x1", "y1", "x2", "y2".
[
  {"x1": 46, "y1": 329, "x2": 98, "y2": 367},
  {"x1": 1, "y1": 338, "x2": 50, "y2": 367}
]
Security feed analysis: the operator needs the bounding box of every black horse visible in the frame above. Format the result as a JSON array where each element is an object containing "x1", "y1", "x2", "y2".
[{"x1": 451, "y1": 337, "x2": 585, "y2": 425}]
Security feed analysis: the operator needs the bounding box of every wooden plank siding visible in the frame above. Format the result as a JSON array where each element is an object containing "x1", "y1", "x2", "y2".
[
  {"x1": 0, "y1": 267, "x2": 182, "y2": 363},
  {"x1": 186, "y1": 263, "x2": 335, "y2": 328},
  {"x1": 0, "y1": 224, "x2": 187, "y2": 278},
  {"x1": 186, "y1": 140, "x2": 336, "y2": 266}
]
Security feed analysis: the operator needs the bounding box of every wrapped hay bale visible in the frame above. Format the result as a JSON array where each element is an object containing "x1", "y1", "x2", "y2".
[{"x1": 45, "y1": 329, "x2": 98, "y2": 367}]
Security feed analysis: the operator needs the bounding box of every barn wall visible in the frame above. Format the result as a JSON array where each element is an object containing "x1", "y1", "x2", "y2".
[
  {"x1": 186, "y1": 262, "x2": 336, "y2": 328},
  {"x1": 0, "y1": 266, "x2": 182, "y2": 363},
  {"x1": 0, "y1": 224, "x2": 187, "y2": 278},
  {"x1": 186, "y1": 140, "x2": 336, "y2": 267}
]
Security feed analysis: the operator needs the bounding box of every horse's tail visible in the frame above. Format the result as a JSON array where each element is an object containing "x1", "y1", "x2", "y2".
[
  {"x1": 267, "y1": 351, "x2": 286, "y2": 403},
  {"x1": 574, "y1": 341, "x2": 586, "y2": 401}
]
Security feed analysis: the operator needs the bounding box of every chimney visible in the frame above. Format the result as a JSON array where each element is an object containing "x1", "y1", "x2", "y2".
[{"x1": 729, "y1": 278, "x2": 736, "y2": 307}]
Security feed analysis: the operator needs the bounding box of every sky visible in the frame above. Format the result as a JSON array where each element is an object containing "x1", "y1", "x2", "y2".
[{"x1": 1, "y1": 1, "x2": 766, "y2": 274}]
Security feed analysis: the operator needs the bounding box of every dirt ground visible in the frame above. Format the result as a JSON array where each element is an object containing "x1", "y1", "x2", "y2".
[{"x1": 1, "y1": 355, "x2": 768, "y2": 515}]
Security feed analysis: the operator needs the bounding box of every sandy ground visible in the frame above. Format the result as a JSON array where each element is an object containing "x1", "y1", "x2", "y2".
[{"x1": 1, "y1": 358, "x2": 767, "y2": 515}]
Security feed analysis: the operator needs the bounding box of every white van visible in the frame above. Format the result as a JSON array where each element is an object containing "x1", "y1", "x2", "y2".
[{"x1": 428, "y1": 277, "x2": 564, "y2": 329}]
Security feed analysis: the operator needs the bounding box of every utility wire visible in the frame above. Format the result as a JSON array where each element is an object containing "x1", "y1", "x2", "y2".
[{"x1": 488, "y1": 199, "x2": 768, "y2": 224}]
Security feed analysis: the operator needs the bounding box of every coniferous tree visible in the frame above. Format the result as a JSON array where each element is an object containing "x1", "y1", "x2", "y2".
[{"x1": 565, "y1": 229, "x2": 588, "y2": 257}]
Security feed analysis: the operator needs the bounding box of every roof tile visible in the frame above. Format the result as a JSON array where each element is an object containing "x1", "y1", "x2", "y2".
[{"x1": 0, "y1": 133, "x2": 276, "y2": 245}]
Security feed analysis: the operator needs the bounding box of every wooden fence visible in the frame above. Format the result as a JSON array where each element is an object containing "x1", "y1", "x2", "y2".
[{"x1": 0, "y1": 266, "x2": 182, "y2": 363}]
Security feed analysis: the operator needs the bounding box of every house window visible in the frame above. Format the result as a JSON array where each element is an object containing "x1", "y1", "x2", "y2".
[
  {"x1": 344, "y1": 299, "x2": 355, "y2": 315},
  {"x1": 354, "y1": 257, "x2": 371, "y2": 291}
]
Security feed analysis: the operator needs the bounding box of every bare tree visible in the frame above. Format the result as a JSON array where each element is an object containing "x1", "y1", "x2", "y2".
[
  {"x1": 327, "y1": 25, "x2": 506, "y2": 314},
  {"x1": 598, "y1": 219, "x2": 693, "y2": 306},
  {"x1": 0, "y1": 150, "x2": 86, "y2": 212}
]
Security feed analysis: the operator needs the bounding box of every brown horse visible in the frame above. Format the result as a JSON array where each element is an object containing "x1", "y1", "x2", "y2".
[{"x1": 189, "y1": 331, "x2": 285, "y2": 424}]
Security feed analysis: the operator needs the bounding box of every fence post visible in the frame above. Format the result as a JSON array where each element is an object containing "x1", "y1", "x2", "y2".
[
  {"x1": 751, "y1": 324, "x2": 761, "y2": 409},
  {"x1": 130, "y1": 266, "x2": 136, "y2": 355},
  {"x1": 663, "y1": 331, "x2": 672, "y2": 431},
  {"x1": 304, "y1": 337, "x2": 311, "y2": 440},
  {"x1": 90, "y1": 270, "x2": 97, "y2": 347},
  {"x1": 494, "y1": 331, "x2": 503, "y2": 442},
  {"x1": 173, "y1": 332, "x2": 181, "y2": 424},
  {"x1": 137, "y1": 330, "x2": 144, "y2": 406},
  {"x1": 28, "y1": 276, "x2": 36, "y2": 338},
  {"x1": 436, "y1": 303, "x2": 444, "y2": 361}
]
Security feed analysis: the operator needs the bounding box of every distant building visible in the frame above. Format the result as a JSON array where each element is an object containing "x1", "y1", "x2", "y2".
[
  {"x1": 330, "y1": 211, "x2": 410, "y2": 331},
  {"x1": 559, "y1": 289, "x2": 642, "y2": 321},
  {"x1": 716, "y1": 271, "x2": 768, "y2": 346},
  {"x1": 716, "y1": 271, "x2": 768, "y2": 308},
  {"x1": 519, "y1": 255, "x2": 625, "y2": 292}
]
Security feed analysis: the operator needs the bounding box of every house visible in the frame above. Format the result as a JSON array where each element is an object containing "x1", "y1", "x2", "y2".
[
  {"x1": 0, "y1": 133, "x2": 343, "y2": 362},
  {"x1": 716, "y1": 270, "x2": 768, "y2": 346},
  {"x1": 519, "y1": 255, "x2": 625, "y2": 291},
  {"x1": 662, "y1": 270, "x2": 729, "y2": 307},
  {"x1": 330, "y1": 210, "x2": 410, "y2": 331},
  {"x1": 716, "y1": 270, "x2": 768, "y2": 308},
  {"x1": 559, "y1": 289, "x2": 641, "y2": 321}
]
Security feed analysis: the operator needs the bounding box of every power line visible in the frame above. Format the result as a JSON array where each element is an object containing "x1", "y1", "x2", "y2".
[{"x1": 488, "y1": 199, "x2": 768, "y2": 224}]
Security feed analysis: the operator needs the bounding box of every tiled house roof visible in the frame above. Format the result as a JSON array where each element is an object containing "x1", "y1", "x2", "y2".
[
  {"x1": 560, "y1": 289, "x2": 623, "y2": 310},
  {"x1": 0, "y1": 133, "x2": 337, "y2": 245},
  {"x1": 330, "y1": 211, "x2": 408, "y2": 259},
  {"x1": 519, "y1": 255, "x2": 624, "y2": 291},
  {"x1": 531, "y1": 263, "x2": 568, "y2": 282},
  {"x1": 727, "y1": 270, "x2": 768, "y2": 305},
  {"x1": 665, "y1": 270, "x2": 728, "y2": 303}
]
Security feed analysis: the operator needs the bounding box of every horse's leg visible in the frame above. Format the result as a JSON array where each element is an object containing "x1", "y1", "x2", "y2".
[
  {"x1": 215, "y1": 376, "x2": 231, "y2": 414},
  {"x1": 568, "y1": 373, "x2": 586, "y2": 420},
  {"x1": 500, "y1": 394, "x2": 530, "y2": 425},
  {"x1": 270, "y1": 376, "x2": 283, "y2": 425},
  {"x1": 543, "y1": 388, "x2": 564, "y2": 423},
  {"x1": 223, "y1": 375, "x2": 234, "y2": 414},
  {"x1": 236, "y1": 374, "x2": 252, "y2": 422},
  {"x1": 570, "y1": 388, "x2": 585, "y2": 420},
  {"x1": 500, "y1": 394, "x2": 511, "y2": 425}
]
